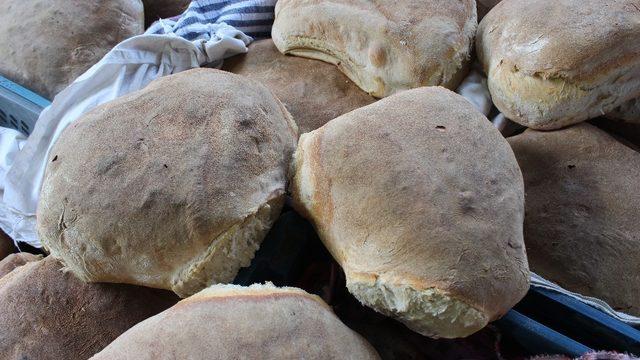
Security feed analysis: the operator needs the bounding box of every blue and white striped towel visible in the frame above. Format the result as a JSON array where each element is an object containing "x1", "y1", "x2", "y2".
[{"x1": 147, "y1": 0, "x2": 276, "y2": 40}]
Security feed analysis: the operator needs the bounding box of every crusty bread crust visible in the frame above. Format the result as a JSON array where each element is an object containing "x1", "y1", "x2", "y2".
[
  {"x1": 222, "y1": 39, "x2": 376, "y2": 134},
  {"x1": 291, "y1": 87, "x2": 529, "y2": 338},
  {"x1": 91, "y1": 284, "x2": 380, "y2": 359},
  {"x1": 0, "y1": 0, "x2": 144, "y2": 99},
  {"x1": 509, "y1": 123, "x2": 640, "y2": 316},
  {"x1": 37, "y1": 69, "x2": 298, "y2": 297},
  {"x1": 477, "y1": 0, "x2": 640, "y2": 129},
  {"x1": 272, "y1": 0, "x2": 477, "y2": 98}
]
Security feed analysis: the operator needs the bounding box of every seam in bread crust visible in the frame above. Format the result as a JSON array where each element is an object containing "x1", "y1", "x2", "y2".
[
  {"x1": 346, "y1": 273, "x2": 489, "y2": 339},
  {"x1": 277, "y1": 36, "x2": 371, "y2": 96},
  {"x1": 171, "y1": 196, "x2": 284, "y2": 298},
  {"x1": 187, "y1": 282, "x2": 332, "y2": 310}
]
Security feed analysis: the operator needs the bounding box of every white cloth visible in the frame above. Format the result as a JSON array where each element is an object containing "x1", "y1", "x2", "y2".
[
  {"x1": 457, "y1": 68, "x2": 493, "y2": 117},
  {"x1": 0, "y1": 24, "x2": 251, "y2": 248}
]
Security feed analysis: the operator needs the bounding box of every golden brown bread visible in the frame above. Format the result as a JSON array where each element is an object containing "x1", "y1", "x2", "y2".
[
  {"x1": 272, "y1": 0, "x2": 477, "y2": 98},
  {"x1": 508, "y1": 123, "x2": 640, "y2": 316},
  {"x1": 37, "y1": 69, "x2": 298, "y2": 297},
  {"x1": 477, "y1": 0, "x2": 640, "y2": 129},
  {"x1": 0, "y1": 257, "x2": 178, "y2": 360},
  {"x1": 291, "y1": 87, "x2": 529, "y2": 338},
  {"x1": 0, "y1": 0, "x2": 144, "y2": 99},
  {"x1": 91, "y1": 283, "x2": 380, "y2": 359},
  {"x1": 222, "y1": 39, "x2": 376, "y2": 134}
]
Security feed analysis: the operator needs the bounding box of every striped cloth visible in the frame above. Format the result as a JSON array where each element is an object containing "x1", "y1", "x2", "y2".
[{"x1": 147, "y1": 0, "x2": 276, "y2": 40}]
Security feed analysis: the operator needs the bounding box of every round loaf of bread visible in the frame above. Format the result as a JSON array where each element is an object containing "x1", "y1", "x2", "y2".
[
  {"x1": 0, "y1": 0, "x2": 144, "y2": 100},
  {"x1": 477, "y1": 0, "x2": 640, "y2": 130},
  {"x1": 91, "y1": 283, "x2": 380, "y2": 359},
  {"x1": 0, "y1": 257, "x2": 178, "y2": 360},
  {"x1": 272, "y1": 0, "x2": 477, "y2": 98},
  {"x1": 0, "y1": 253, "x2": 41, "y2": 279},
  {"x1": 222, "y1": 39, "x2": 376, "y2": 134},
  {"x1": 37, "y1": 69, "x2": 298, "y2": 297},
  {"x1": 508, "y1": 123, "x2": 640, "y2": 316},
  {"x1": 290, "y1": 87, "x2": 530, "y2": 338}
]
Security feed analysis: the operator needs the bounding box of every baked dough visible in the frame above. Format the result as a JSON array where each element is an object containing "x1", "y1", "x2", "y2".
[
  {"x1": 37, "y1": 69, "x2": 298, "y2": 297},
  {"x1": 272, "y1": 0, "x2": 477, "y2": 98},
  {"x1": 291, "y1": 87, "x2": 529, "y2": 338}
]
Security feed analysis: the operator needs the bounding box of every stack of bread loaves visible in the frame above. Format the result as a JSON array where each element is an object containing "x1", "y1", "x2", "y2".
[
  {"x1": 291, "y1": 87, "x2": 530, "y2": 338},
  {"x1": 271, "y1": 0, "x2": 477, "y2": 97},
  {"x1": 0, "y1": 0, "x2": 144, "y2": 100},
  {"x1": 477, "y1": 0, "x2": 640, "y2": 129},
  {"x1": 36, "y1": 69, "x2": 298, "y2": 298}
]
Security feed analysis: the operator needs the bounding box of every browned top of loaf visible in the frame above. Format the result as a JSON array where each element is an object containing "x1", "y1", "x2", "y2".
[
  {"x1": 36, "y1": 69, "x2": 298, "y2": 296},
  {"x1": 0, "y1": 253, "x2": 41, "y2": 279},
  {"x1": 272, "y1": 0, "x2": 476, "y2": 97},
  {"x1": 222, "y1": 39, "x2": 376, "y2": 134},
  {"x1": 0, "y1": 0, "x2": 144, "y2": 99},
  {"x1": 0, "y1": 257, "x2": 178, "y2": 360},
  {"x1": 293, "y1": 87, "x2": 529, "y2": 320},
  {"x1": 478, "y1": 0, "x2": 640, "y2": 82},
  {"x1": 508, "y1": 123, "x2": 640, "y2": 316},
  {"x1": 91, "y1": 284, "x2": 380, "y2": 359}
]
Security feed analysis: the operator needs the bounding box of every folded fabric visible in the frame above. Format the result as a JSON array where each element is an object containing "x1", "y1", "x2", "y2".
[{"x1": 147, "y1": 0, "x2": 276, "y2": 40}]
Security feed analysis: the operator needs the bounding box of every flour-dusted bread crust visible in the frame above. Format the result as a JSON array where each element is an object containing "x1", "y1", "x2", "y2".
[
  {"x1": 91, "y1": 283, "x2": 380, "y2": 360},
  {"x1": 291, "y1": 87, "x2": 529, "y2": 338},
  {"x1": 0, "y1": 0, "x2": 144, "y2": 100},
  {"x1": 37, "y1": 69, "x2": 298, "y2": 297},
  {"x1": 0, "y1": 253, "x2": 41, "y2": 279},
  {"x1": 508, "y1": 123, "x2": 640, "y2": 316},
  {"x1": 0, "y1": 257, "x2": 178, "y2": 360},
  {"x1": 272, "y1": 0, "x2": 477, "y2": 98},
  {"x1": 477, "y1": 0, "x2": 640, "y2": 130},
  {"x1": 222, "y1": 39, "x2": 376, "y2": 134}
]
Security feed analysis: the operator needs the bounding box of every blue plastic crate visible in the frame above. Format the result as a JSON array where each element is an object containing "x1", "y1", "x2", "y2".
[{"x1": 0, "y1": 75, "x2": 51, "y2": 135}]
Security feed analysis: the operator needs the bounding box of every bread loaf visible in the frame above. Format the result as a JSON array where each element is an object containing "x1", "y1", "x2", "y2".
[
  {"x1": 0, "y1": 253, "x2": 41, "y2": 279},
  {"x1": 477, "y1": 0, "x2": 640, "y2": 129},
  {"x1": 291, "y1": 87, "x2": 529, "y2": 338},
  {"x1": 37, "y1": 69, "x2": 298, "y2": 297},
  {"x1": 508, "y1": 123, "x2": 640, "y2": 316},
  {"x1": 0, "y1": 257, "x2": 178, "y2": 360},
  {"x1": 91, "y1": 283, "x2": 380, "y2": 359},
  {"x1": 272, "y1": 0, "x2": 477, "y2": 98},
  {"x1": 222, "y1": 39, "x2": 376, "y2": 134},
  {"x1": 0, "y1": 0, "x2": 144, "y2": 99}
]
